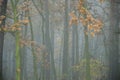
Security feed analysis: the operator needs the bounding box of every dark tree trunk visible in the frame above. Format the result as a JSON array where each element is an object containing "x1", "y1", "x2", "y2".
[
  {"x1": 72, "y1": 24, "x2": 79, "y2": 80},
  {"x1": 109, "y1": 0, "x2": 120, "y2": 80},
  {"x1": 44, "y1": 0, "x2": 50, "y2": 79},
  {"x1": 62, "y1": 0, "x2": 70, "y2": 80},
  {"x1": 0, "y1": 0, "x2": 8, "y2": 80},
  {"x1": 72, "y1": 25, "x2": 76, "y2": 80},
  {"x1": 44, "y1": 0, "x2": 57, "y2": 80}
]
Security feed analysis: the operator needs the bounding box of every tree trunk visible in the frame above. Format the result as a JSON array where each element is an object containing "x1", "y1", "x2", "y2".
[
  {"x1": 84, "y1": 33, "x2": 91, "y2": 80},
  {"x1": 109, "y1": 1, "x2": 120, "y2": 80},
  {"x1": 0, "y1": 0, "x2": 8, "y2": 80},
  {"x1": 72, "y1": 24, "x2": 79, "y2": 80},
  {"x1": 44, "y1": 0, "x2": 56, "y2": 80},
  {"x1": 62, "y1": 0, "x2": 70, "y2": 80},
  {"x1": 44, "y1": 0, "x2": 50, "y2": 79},
  {"x1": 75, "y1": 25, "x2": 79, "y2": 80},
  {"x1": 72, "y1": 25, "x2": 76, "y2": 80}
]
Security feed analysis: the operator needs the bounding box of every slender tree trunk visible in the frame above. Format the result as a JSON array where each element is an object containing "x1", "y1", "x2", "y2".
[
  {"x1": 75, "y1": 25, "x2": 79, "y2": 80},
  {"x1": 32, "y1": 1, "x2": 45, "y2": 80},
  {"x1": 71, "y1": 1, "x2": 79, "y2": 80},
  {"x1": 44, "y1": 0, "x2": 56, "y2": 80},
  {"x1": 62, "y1": 0, "x2": 70, "y2": 80},
  {"x1": 72, "y1": 25, "x2": 76, "y2": 80},
  {"x1": 11, "y1": 0, "x2": 21, "y2": 80},
  {"x1": 71, "y1": 24, "x2": 79, "y2": 80},
  {"x1": 83, "y1": 0, "x2": 91, "y2": 80},
  {"x1": 44, "y1": 0, "x2": 50, "y2": 79},
  {"x1": 50, "y1": 24, "x2": 57, "y2": 80},
  {"x1": 84, "y1": 33, "x2": 91, "y2": 80},
  {"x1": 28, "y1": 12, "x2": 39, "y2": 80},
  {"x1": 0, "y1": 0, "x2": 8, "y2": 80},
  {"x1": 109, "y1": 1, "x2": 120, "y2": 80}
]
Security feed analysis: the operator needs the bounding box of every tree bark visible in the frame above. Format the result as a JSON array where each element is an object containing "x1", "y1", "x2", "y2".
[
  {"x1": 0, "y1": 0, "x2": 8, "y2": 80},
  {"x1": 108, "y1": 1, "x2": 120, "y2": 80}
]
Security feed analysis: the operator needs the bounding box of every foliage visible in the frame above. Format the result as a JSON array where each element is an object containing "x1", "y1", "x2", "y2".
[
  {"x1": 72, "y1": 59, "x2": 108, "y2": 80},
  {"x1": 69, "y1": 0, "x2": 103, "y2": 37}
]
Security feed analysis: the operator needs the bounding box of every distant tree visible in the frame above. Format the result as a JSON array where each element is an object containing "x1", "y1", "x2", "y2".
[
  {"x1": 44, "y1": 0, "x2": 57, "y2": 80},
  {"x1": 71, "y1": 1, "x2": 80, "y2": 80},
  {"x1": 62, "y1": 0, "x2": 70, "y2": 80}
]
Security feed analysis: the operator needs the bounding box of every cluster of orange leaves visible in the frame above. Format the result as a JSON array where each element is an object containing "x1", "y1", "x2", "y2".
[
  {"x1": 20, "y1": 38, "x2": 47, "y2": 62},
  {"x1": 20, "y1": 38, "x2": 50, "y2": 67},
  {"x1": 69, "y1": 0, "x2": 103, "y2": 37},
  {"x1": 0, "y1": 18, "x2": 29, "y2": 32}
]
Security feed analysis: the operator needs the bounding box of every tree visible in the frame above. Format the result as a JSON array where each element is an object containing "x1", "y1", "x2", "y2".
[
  {"x1": 71, "y1": 6, "x2": 80, "y2": 80},
  {"x1": 62, "y1": 0, "x2": 70, "y2": 80},
  {"x1": 108, "y1": 0, "x2": 120, "y2": 80},
  {"x1": 70, "y1": 1, "x2": 103, "y2": 80},
  {"x1": 0, "y1": 0, "x2": 8, "y2": 80},
  {"x1": 44, "y1": 0, "x2": 57, "y2": 80}
]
